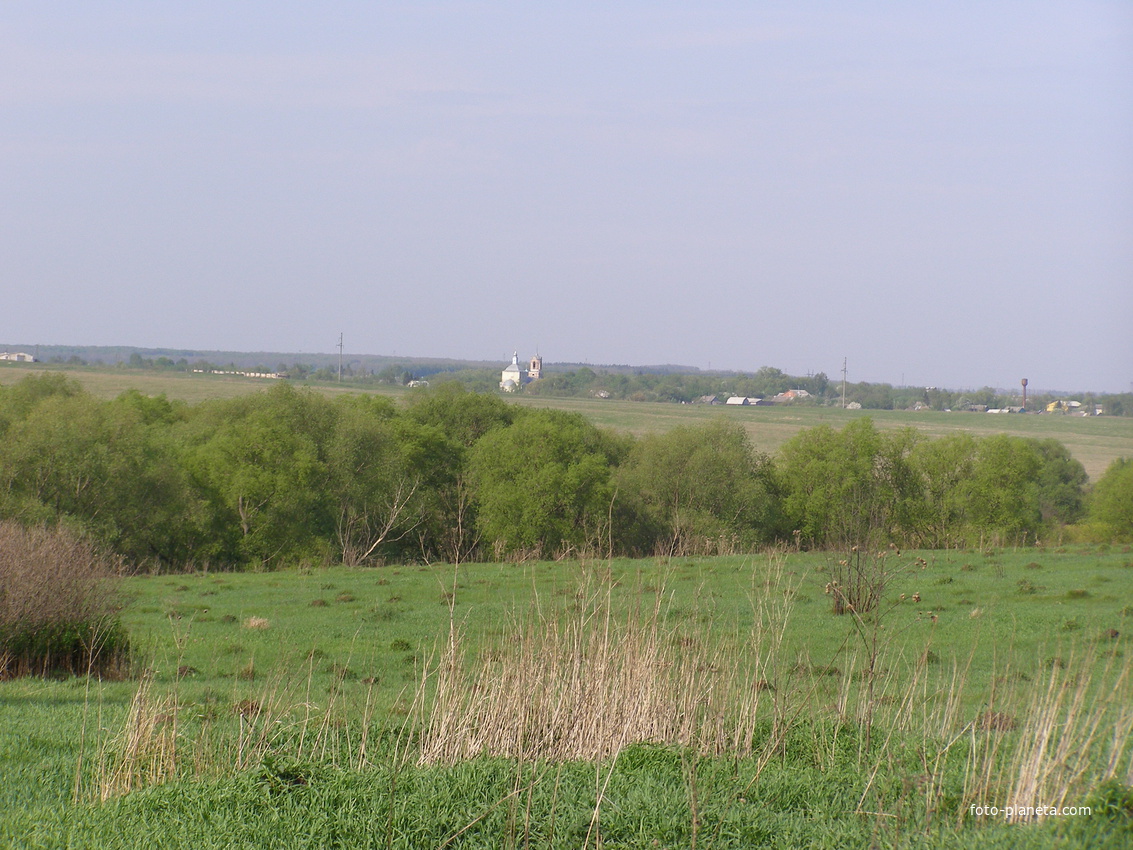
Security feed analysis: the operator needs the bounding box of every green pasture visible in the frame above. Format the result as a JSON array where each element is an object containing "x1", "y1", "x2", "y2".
[
  {"x1": 117, "y1": 548, "x2": 1133, "y2": 707},
  {"x1": 3, "y1": 547, "x2": 1131, "y2": 846},
  {"x1": 92, "y1": 547, "x2": 1133, "y2": 719},
  {"x1": 3, "y1": 362, "x2": 1131, "y2": 480}
]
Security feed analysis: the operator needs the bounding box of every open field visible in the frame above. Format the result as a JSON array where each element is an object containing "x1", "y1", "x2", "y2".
[
  {"x1": 3, "y1": 363, "x2": 1131, "y2": 480},
  {"x1": 3, "y1": 547, "x2": 1132, "y2": 846},
  {"x1": 0, "y1": 363, "x2": 391, "y2": 406}
]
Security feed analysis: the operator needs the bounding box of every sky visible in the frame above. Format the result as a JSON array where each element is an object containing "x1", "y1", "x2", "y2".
[{"x1": 2, "y1": 2, "x2": 1131, "y2": 392}]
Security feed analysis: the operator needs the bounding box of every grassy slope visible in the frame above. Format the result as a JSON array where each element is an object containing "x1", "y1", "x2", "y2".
[
  {"x1": 3, "y1": 363, "x2": 1131, "y2": 479},
  {"x1": 3, "y1": 548, "x2": 1131, "y2": 846}
]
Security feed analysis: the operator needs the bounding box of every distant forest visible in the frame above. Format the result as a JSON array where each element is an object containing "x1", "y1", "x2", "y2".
[{"x1": 14, "y1": 343, "x2": 1133, "y2": 415}]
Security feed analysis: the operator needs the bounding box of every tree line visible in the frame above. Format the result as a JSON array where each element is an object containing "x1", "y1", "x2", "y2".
[
  {"x1": 516, "y1": 366, "x2": 1131, "y2": 415},
  {"x1": 0, "y1": 374, "x2": 1127, "y2": 571}
]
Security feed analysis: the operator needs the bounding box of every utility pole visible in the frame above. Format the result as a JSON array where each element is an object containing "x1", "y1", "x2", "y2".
[
  {"x1": 841, "y1": 357, "x2": 847, "y2": 409},
  {"x1": 337, "y1": 333, "x2": 343, "y2": 382}
]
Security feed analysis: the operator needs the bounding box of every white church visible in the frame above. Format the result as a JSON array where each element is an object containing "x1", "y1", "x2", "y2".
[{"x1": 500, "y1": 351, "x2": 543, "y2": 391}]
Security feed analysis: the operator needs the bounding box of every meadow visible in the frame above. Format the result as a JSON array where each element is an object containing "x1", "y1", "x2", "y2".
[
  {"x1": 3, "y1": 546, "x2": 1131, "y2": 847},
  {"x1": 2, "y1": 362, "x2": 1131, "y2": 480},
  {"x1": 2, "y1": 363, "x2": 1131, "y2": 846}
]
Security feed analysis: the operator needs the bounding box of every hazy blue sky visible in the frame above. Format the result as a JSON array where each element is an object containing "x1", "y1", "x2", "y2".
[{"x1": 3, "y1": 2, "x2": 1131, "y2": 391}]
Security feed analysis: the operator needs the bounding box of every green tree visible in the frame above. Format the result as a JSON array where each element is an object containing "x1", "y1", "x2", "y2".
[
  {"x1": 184, "y1": 384, "x2": 338, "y2": 567},
  {"x1": 114, "y1": 389, "x2": 186, "y2": 426},
  {"x1": 779, "y1": 419, "x2": 921, "y2": 548},
  {"x1": 405, "y1": 382, "x2": 516, "y2": 447},
  {"x1": 805, "y1": 372, "x2": 830, "y2": 397},
  {"x1": 403, "y1": 384, "x2": 529, "y2": 562},
  {"x1": 0, "y1": 373, "x2": 83, "y2": 436},
  {"x1": 1088, "y1": 458, "x2": 1133, "y2": 541},
  {"x1": 467, "y1": 410, "x2": 621, "y2": 559},
  {"x1": 0, "y1": 392, "x2": 203, "y2": 565},
  {"x1": 327, "y1": 399, "x2": 456, "y2": 565},
  {"x1": 958, "y1": 434, "x2": 1043, "y2": 543},
  {"x1": 909, "y1": 433, "x2": 979, "y2": 548},
  {"x1": 1028, "y1": 437, "x2": 1087, "y2": 526},
  {"x1": 616, "y1": 420, "x2": 781, "y2": 556},
  {"x1": 751, "y1": 366, "x2": 790, "y2": 395},
  {"x1": 909, "y1": 434, "x2": 1081, "y2": 546}
]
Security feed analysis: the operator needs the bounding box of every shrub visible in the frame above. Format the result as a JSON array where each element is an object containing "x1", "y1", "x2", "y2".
[
  {"x1": 1088, "y1": 458, "x2": 1133, "y2": 542},
  {"x1": 0, "y1": 522, "x2": 128, "y2": 677},
  {"x1": 825, "y1": 547, "x2": 894, "y2": 615}
]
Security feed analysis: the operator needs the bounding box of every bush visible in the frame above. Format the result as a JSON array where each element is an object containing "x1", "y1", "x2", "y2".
[
  {"x1": 1089, "y1": 458, "x2": 1133, "y2": 542},
  {"x1": 0, "y1": 522, "x2": 128, "y2": 678}
]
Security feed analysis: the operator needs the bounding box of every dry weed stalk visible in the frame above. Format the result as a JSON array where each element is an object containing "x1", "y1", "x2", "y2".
[
  {"x1": 97, "y1": 673, "x2": 177, "y2": 800},
  {"x1": 94, "y1": 652, "x2": 370, "y2": 799},
  {"x1": 952, "y1": 647, "x2": 1133, "y2": 824},
  {"x1": 1002, "y1": 649, "x2": 1133, "y2": 820},
  {"x1": 418, "y1": 554, "x2": 798, "y2": 765}
]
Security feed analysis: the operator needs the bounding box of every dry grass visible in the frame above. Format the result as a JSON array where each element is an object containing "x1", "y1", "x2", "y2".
[
  {"x1": 417, "y1": 554, "x2": 800, "y2": 765},
  {"x1": 96, "y1": 673, "x2": 177, "y2": 800},
  {"x1": 1000, "y1": 650, "x2": 1133, "y2": 820},
  {"x1": 93, "y1": 642, "x2": 391, "y2": 802}
]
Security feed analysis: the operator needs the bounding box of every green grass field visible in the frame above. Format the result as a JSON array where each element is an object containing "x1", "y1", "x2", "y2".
[
  {"x1": 3, "y1": 363, "x2": 1131, "y2": 480},
  {"x1": 3, "y1": 547, "x2": 1131, "y2": 847},
  {"x1": 2, "y1": 363, "x2": 1131, "y2": 845}
]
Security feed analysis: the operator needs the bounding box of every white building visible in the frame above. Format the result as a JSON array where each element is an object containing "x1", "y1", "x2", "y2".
[
  {"x1": 500, "y1": 352, "x2": 525, "y2": 391},
  {"x1": 500, "y1": 351, "x2": 543, "y2": 391}
]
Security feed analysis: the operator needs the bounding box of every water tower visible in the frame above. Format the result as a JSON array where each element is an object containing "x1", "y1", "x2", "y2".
[{"x1": 1021, "y1": 378, "x2": 1028, "y2": 410}]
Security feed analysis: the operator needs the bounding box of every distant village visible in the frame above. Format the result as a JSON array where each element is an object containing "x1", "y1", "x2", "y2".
[
  {"x1": 496, "y1": 352, "x2": 1106, "y2": 414},
  {"x1": 693, "y1": 389, "x2": 814, "y2": 407},
  {"x1": 691, "y1": 392, "x2": 1103, "y2": 415},
  {"x1": 0, "y1": 346, "x2": 1123, "y2": 415}
]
